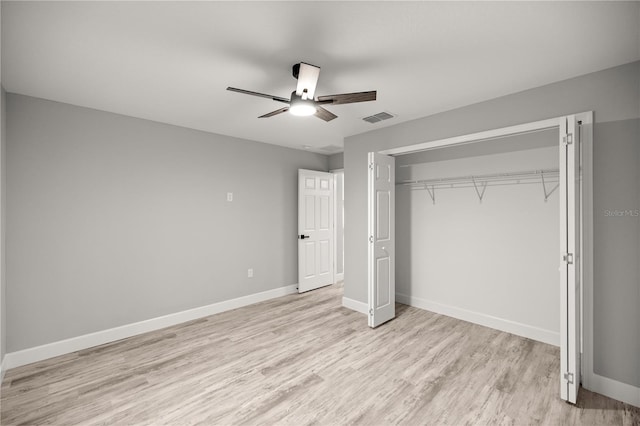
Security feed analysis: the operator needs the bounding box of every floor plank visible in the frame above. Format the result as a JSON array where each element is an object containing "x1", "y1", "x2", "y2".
[{"x1": 2, "y1": 283, "x2": 638, "y2": 425}]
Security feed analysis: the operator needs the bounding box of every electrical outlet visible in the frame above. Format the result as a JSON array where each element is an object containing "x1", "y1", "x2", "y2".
[
  {"x1": 247, "y1": 268, "x2": 253, "y2": 278},
  {"x1": 227, "y1": 192, "x2": 233, "y2": 202}
]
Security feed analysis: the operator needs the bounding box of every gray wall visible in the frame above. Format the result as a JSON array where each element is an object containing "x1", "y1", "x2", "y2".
[
  {"x1": 397, "y1": 145, "x2": 560, "y2": 341},
  {"x1": 344, "y1": 61, "x2": 640, "y2": 387},
  {"x1": 1, "y1": 1, "x2": 6, "y2": 366},
  {"x1": 6, "y1": 94, "x2": 328, "y2": 352},
  {"x1": 592, "y1": 118, "x2": 640, "y2": 386},
  {"x1": 329, "y1": 153, "x2": 344, "y2": 170}
]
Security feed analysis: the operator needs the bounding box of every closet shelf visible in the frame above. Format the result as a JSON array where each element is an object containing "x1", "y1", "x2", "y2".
[{"x1": 397, "y1": 168, "x2": 560, "y2": 203}]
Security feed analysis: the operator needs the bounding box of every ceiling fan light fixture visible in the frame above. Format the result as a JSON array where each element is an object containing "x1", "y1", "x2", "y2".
[
  {"x1": 289, "y1": 103, "x2": 316, "y2": 116},
  {"x1": 289, "y1": 92, "x2": 316, "y2": 116}
]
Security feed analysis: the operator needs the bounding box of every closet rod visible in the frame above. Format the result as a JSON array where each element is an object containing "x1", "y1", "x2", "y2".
[
  {"x1": 399, "y1": 168, "x2": 560, "y2": 203},
  {"x1": 406, "y1": 180, "x2": 558, "y2": 190}
]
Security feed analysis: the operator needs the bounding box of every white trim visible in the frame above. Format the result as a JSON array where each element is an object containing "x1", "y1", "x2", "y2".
[
  {"x1": 4, "y1": 284, "x2": 298, "y2": 370},
  {"x1": 379, "y1": 117, "x2": 561, "y2": 156},
  {"x1": 332, "y1": 171, "x2": 337, "y2": 288},
  {"x1": 589, "y1": 373, "x2": 640, "y2": 408},
  {"x1": 332, "y1": 170, "x2": 342, "y2": 284},
  {"x1": 396, "y1": 293, "x2": 560, "y2": 347},
  {"x1": 342, "y1": 296, "x2": 368, "y2": 315}
]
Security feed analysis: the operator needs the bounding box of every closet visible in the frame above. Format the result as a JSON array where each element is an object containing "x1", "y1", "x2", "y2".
[
  {"x1": 367, "y1": 114, "x2": 591, "y2": 404},
  {"x1": 395, "y1": 129, "x2": 560, "y2": 346}
]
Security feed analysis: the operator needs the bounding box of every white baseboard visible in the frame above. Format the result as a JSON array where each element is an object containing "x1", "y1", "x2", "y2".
[
  {"x1": 396, "y1": 293, "x2": 560, "y2": 347},
  {"x1": 342, "y1": 296, "x2": 368, "y2": 315},
  {"x1": 585, "y1": 372, "x2": 640, "y2": 408},
  {"x1": 335, "y1": 273, "x2": 344, "y2": 282},
  {"x1": 4, "y1": 284, "x2": 298, "y2": 370}
]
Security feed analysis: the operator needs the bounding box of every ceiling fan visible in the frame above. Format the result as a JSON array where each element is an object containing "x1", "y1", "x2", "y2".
[{"x1": 227, "y1": 62, "x2": 376, "y2": 122}]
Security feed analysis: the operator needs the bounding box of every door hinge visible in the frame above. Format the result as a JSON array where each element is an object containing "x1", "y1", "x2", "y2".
[
  {"x1": 369, "y1": 162, "x2": 374, "y2": 170},
  {"x1": 369, "y1": 235, "x2": 374, "y2": 243},
  {"x1": 369, "y1": 308, "x2": 373, "y2": 316},
  {"x1": 563, "y1": 253, "x2": 574, "y2": 264},
  {"x1": 564, "y1": 372, "x2": 574, "y2": 384},
  {"x1": 563, "y1": 133, "x2": 573, "y2": 145}
]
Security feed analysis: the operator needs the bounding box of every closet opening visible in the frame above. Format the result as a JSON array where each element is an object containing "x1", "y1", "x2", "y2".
[{"x1": 367, "y1": 113, "x2": 593, "y2": 404}]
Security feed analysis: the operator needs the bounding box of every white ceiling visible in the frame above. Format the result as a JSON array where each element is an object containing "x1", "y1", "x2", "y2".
[{"x1": 2, "y1": 1, "x2": 639, "y2": 153}]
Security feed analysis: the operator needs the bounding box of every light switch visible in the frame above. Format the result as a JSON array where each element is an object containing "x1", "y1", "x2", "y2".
[{"x1": 227, "y1": 192, "x2": 233, "y2": 202}]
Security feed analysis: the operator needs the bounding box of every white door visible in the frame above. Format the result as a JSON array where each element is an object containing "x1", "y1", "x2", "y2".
[
  {"x1": 368, "y1": 152, "x2": 395, "y2": 328},
  {"x1": 559, "y1": 115, "x2": 581, "y2": 403},
  {"x1": 298, "y1": 170, "x2": 334, "y2": 293}
]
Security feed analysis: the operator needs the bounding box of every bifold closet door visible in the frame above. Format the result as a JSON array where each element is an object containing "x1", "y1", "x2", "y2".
[
  {"x1": 560, "y1": 115, "x2": 581, "y2": 404},
  {"x1": 368, "y1": 152, "x2": 395, "y2": 328}
]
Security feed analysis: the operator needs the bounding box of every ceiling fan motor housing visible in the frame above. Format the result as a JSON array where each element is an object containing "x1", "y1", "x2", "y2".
[{"x1": 290, "y1": 91, "x2": 314, "y2": 104}]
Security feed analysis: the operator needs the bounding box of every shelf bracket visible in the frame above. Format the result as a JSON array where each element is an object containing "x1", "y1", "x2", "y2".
[
  {"x1": 472, "y1": 178, "x2": 487, "y2": 203},
  {"x1": 425, "y1": 185, "x2": 436, "y2": 204},
  {"x1": 541, "y1": 171, "x2": 559, "y2": 202}
]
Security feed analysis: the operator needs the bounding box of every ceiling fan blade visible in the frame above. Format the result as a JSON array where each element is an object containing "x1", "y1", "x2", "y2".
[
  {"x1": 295, "y1": 63, "x2": 320, "y2": 100},
  {"x1": 316, "y1": 91, "x2": 377, "y2": 105},
  {"x1": 314, "y1": 106, "x2": 337, "y2": 122},
  {"x1": 227, "y1": 87, "x2": 290, "y2": 104},
  {"x1": 258, "y1": 107, "x2": 289, "y2": 118}
]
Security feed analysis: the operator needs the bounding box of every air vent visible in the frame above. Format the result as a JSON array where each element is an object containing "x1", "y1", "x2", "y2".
[
  {"x1": 373, "y1": 112, "x2": 394, "y2": 120},
  {"x1": 363, "y1": 111, "x2": 395, "y2": 124},
  {"x1": 318, "y1": 145, "x2": 343, "y2": 154}
]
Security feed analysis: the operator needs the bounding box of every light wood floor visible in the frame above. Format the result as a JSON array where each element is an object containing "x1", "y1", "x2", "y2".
[{"x1": 2, "y1": 283, "x2": 639, "y2": 425}]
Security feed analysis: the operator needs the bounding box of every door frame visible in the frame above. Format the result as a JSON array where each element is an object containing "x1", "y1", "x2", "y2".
[
  {"x1": 374, "y1": 112, "x2": 593, "y2": 403},
  {"x1": 331, "y1": 169, "x2": 345, "y2": 283}
]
